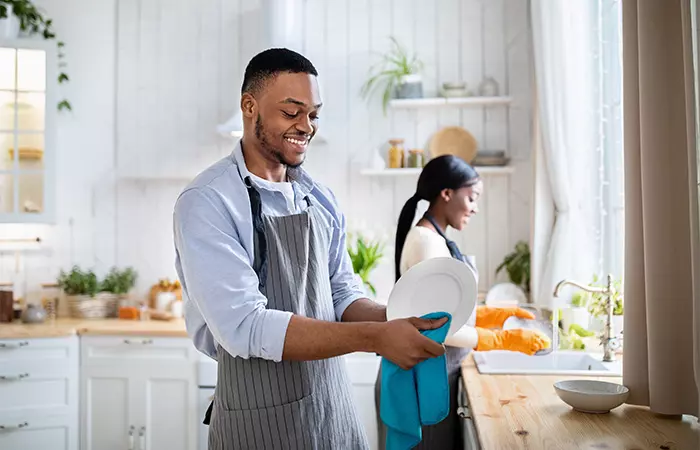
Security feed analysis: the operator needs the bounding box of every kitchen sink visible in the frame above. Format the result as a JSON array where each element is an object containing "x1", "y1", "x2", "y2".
[{"x1": 473, "y1": 350, "x2": 622, "y2": 377}]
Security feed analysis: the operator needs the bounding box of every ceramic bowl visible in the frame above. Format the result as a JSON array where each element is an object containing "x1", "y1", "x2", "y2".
[{"x1": 554, "y1": 380, "x2": 629, "y2": 414}]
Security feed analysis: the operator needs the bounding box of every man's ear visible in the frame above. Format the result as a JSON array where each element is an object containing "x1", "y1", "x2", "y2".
[{"x1": 240, "y1": 93, "x2": 257, "y2": 119}]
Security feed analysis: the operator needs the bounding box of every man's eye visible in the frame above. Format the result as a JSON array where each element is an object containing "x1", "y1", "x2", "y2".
[{"x1": 282, "y1": 111, "x2": 299, "y2": 118}]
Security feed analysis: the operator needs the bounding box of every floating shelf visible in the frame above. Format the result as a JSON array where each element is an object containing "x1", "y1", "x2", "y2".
[
  {"x1": 389, "y1": 96, "x2": 513, "y2": 109},
  {"x1": 360, "y1": 166, "x2": 514, "y2": 176}
]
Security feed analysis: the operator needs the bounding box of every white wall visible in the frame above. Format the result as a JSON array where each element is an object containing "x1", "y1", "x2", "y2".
[{"x1": 0, "y1": 0, "x2": 533, "y2": 303}]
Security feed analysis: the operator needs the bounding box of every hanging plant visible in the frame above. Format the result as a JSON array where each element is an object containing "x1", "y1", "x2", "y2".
[{"x1": 0, "y1": 0, "x2": 72, "y2": 111}]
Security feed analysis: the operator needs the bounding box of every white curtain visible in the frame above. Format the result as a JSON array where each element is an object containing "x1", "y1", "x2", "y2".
[{"x1": 530, "y1": 1, "x2": 602, "y2": 307}]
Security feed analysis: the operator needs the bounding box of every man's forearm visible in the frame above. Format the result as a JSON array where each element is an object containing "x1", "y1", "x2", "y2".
[
  {"x1": 341, "y1": 298, "x2": 387, "y2": 322},
  {"x1": 281, "y1": 314, "x2": 381, "y2": 360}
]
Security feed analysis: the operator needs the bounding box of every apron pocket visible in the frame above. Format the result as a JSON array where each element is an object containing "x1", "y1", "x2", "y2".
[{"x1": 211, "y1": 394, "x2": 314, "y2": 450}]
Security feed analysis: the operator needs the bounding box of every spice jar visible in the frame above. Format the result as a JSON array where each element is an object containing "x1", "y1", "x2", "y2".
[
  {"x1": 387, "y1": 139, "x2": 405, "y2": 169},
  {"x1": 407, "y1": 149, "x2": 425, "y2": 168},
  {"x1": 41, "y1": 283, "x2": 61, "y2": 322},
  {"x1": 0, "y1": 282, "x2": 13, "y2": 323}
]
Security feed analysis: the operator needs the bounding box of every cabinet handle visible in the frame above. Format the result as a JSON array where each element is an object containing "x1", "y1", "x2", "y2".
[
  {"x1": 123, "y1": 339, "x2": 153, "y2": 345},
  {"x1": 0, "y1": 373, "x2": 29, "y2": 381},
  {"x1": 0, "y1": 341, "x2": 29, "y2": 349},
  {"x1": 0, "y1": 421, "x2": 29, "y2": 431},
  {"x1": 128, "y1": 425, "x2": 135, "y2": 450},
  {"x1": 139, "y1": 426, "x2": 146, "y2": 450}
]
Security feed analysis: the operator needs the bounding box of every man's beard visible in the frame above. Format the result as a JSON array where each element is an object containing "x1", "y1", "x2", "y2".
[{"x1": 255, "y1": 114, "x2": 305, "y2": 169}]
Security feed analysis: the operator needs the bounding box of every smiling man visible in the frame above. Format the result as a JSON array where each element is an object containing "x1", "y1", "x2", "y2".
[{"x1": 173, "y1": 48, "x2": 447, "y2": 449}]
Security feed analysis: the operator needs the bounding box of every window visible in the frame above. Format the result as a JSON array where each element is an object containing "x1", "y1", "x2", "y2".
[
  {"x1": 0, "y1": 40, "x2": 56, "y2": 223},
  {"x1": 596, "y1": 0, "x2": 624, "y2": 281}
]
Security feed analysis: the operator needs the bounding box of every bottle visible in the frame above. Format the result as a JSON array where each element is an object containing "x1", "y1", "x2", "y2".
[
  {"x1": 407, "y1": 149, "x2": 425, "y2": 168},
  {"x1": 387, "y1": 139, "x2": 405, "y2": 168}
]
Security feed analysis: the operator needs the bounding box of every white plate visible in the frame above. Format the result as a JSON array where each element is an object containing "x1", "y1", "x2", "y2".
[
  {"x1": 485, "y1": 282, "x2": 527, "y2": 306},
  {"x1": 386, "y1": 257, "x2": 477, "y2": 337}
]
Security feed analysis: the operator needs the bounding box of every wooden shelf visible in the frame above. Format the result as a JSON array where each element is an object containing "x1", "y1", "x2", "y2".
[
  {"x1": 360, "y1": 166, "x2": 514, "y2": 176},
  {"x1": 389, "y1": 96, "x2": 513, "y2": 109}
]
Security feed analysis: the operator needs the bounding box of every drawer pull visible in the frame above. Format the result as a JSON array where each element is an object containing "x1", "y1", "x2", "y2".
[
  {"x1": 0, "y1": 373, "x2": 29, "y2": 381},
  {"x1": 123, "y1": 339, "x2": 153, "y2": 345},
  {"x1": 0, "y1": 421, "x2": 29, "y2": 431},
  {"x1": 0, "y1": 341, "x2": 29, "y2": 349}
]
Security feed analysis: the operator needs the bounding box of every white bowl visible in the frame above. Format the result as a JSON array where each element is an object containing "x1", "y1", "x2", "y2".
[{"x1": 554, "y1": 380, "x2": 629, "y2": 414}]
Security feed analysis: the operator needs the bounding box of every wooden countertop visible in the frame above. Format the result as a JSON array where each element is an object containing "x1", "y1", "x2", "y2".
[
  {"x1": 0, "y1": 318, "x2": 188, "y2": 339},
  {"x1": 461, "y1": 354, "x2": 699, "y2": 450}
]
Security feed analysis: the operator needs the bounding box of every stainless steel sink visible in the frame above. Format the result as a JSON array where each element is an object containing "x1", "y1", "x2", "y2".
[{"x1": 473, "y1": 350, "x2": 622, "y2": 377}]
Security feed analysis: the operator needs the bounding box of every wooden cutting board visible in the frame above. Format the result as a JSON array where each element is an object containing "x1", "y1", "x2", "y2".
[{"x1": 429, "y1": 126, "x2": 478, "y2": 162}]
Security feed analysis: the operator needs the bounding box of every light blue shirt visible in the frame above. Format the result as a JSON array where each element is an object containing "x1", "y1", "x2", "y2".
[{"x1": 173, "y1": 140, "x2": 366, "y2": 362}]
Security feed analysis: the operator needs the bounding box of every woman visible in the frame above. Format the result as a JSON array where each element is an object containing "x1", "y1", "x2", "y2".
[{"x1": 374, "y1": 155, "x2": 549, "y2": 450}]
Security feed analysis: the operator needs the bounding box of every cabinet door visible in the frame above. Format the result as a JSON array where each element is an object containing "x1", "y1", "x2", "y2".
[
  {"x1": 345, "y1": 352, "x2": 381, "y2": 450},
  {"x1": 81, "y1": 366, "x2": 140, "y2": 450},
  {"x1": 132, "y1": 362, "x2": 198, "y2": 450},
  {"x1": 0, "y1": 414, "x2": 77, "y2": 450}
]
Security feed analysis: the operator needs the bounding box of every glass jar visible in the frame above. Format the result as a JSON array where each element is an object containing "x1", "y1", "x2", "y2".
[
  {"x1": 0, "y1": 282, "x2": 13, "y2": 323},
  {"x1": 407, "y1": 149, "x2": 424, "y2": 168},
  {"x1": 387, "y1": 139, "x2": 405, "y2": 168},
  {"x1": 41, "y1": 283, "x2": 61, "y2": 322}
]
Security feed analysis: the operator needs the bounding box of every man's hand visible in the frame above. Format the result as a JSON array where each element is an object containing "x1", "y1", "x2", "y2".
[
  {"x1": 475, "y1": 306, "x2": 535, "y2": 329},
  {"x1": 373, "y1": 317, "x2": 448, "y2": 370}
]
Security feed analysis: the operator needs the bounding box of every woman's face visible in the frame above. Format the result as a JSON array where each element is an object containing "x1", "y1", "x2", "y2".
[{"x1": 444, "y1": 180, "x2": 483, "y2": 231}]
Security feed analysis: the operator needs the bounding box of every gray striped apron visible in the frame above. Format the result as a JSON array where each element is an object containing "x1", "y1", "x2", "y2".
[
  {"x1": 206, "y1": 177, "x2": 369, "y2": 450},
  {"x1": 375, "y1": 215, "x2": 477, "y2": 450}
]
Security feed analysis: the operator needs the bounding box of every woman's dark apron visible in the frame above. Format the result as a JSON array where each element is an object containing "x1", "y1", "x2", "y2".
[
  {"x1": 374, "y1": 213, "x2": 477, "y2": 450},
  {"x1": 203, "y1": 177, "x2": 369, "y2": 449}
]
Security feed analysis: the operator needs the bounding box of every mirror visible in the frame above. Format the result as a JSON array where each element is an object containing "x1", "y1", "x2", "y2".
[{"x1": 0, "y1": 43, "x2": 54, "y2": 222}]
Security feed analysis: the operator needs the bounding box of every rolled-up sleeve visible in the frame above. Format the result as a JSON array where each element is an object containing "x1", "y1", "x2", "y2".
[
  {"x1": 326, "y1": 198, "x2": 367, "y2": 321},
  {"x1": 174, "y1": 188, "x2": 292, "y2": 362}
]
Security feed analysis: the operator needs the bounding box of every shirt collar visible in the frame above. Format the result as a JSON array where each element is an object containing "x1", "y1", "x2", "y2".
[{"x1": 231, "y1": 139, "x2": 314, "y2": 196}]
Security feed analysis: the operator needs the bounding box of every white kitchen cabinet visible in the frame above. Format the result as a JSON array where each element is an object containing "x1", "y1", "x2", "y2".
[
  {"x1": 80, "y1": 336, "x2": 198, "y2": 450},
  {"x1": 344, "y1": 352, "x2": 381, "y2": 450},
  {"x1": 0, "y1": 336, "x2": 79, "y2": 450}
]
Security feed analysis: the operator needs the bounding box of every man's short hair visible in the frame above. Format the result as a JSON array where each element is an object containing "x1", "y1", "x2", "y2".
[{"x1": 241, "y1": 48, "x2": 318, "y2": 96}]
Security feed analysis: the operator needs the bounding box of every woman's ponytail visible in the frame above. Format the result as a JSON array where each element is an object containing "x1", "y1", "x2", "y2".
[{"x1": 394, "y1": 193, "x2": 421, "y2": 281}]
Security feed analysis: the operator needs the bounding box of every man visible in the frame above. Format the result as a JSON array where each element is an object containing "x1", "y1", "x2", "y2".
[{"x1": 173, "y1": 48, "x2": 447, "y2": 450}]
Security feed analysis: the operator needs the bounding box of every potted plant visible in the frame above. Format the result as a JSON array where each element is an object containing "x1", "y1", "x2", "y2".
[
  {"x1": 561, "y1": 290, "x2": 591, "y2": 331},
  {"x1": 57, "y1": 266, "x2": 106, "y2": 319},
  {"x1": 360, "y1": 36, "x2": 424, "y2": 114},
  {"x1": 587, "y1": 274, "x2": 624, "y2": 333},
  {"x1": 347, "y1": 234, "x2": 385, "y2": 296},
  {"x1": 0, "y1": 0, "x2": 71, "y2": 111},
  {"x1": 495, "y1": 241, "x2": 531, "y2": 299},
  {"x1": 99, "y1": 267, "x2": 138, "y2": 317}
]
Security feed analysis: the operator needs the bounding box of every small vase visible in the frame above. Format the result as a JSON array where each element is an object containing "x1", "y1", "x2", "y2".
[
  {"x1": 21, "y1": 303, "x2": 47, "y2": 324},
  {"x1": 0, "y1": 5, "x2": 20, "y2": 39}
]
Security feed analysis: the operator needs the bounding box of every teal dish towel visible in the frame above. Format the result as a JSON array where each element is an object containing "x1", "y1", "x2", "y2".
[{"x1": 380, "y1": 312, "x2": 452, "y2": 450}]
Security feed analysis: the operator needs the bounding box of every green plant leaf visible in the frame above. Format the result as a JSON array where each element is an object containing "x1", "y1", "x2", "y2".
[
  {"x1": 57, "y1": 100, "x2": 72, "y2": 111},
  {"x1": 58, "y1": 73, "x2": 69, "y2": 83}
]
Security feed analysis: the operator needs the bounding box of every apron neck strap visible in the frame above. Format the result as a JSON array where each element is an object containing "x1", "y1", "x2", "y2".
[{"x1": 422, "y1": 212, "x2": 465, "y2": 262}]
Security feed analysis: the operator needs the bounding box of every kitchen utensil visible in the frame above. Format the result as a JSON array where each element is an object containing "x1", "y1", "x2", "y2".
[
  {"x1": 21, "y1": 303, "x2": 47, "y2": 324},
  {"x1": 503, "y1": 315, "x2": 554, "y2": 355},
  {"x1": 387, "y1": 257, "x2": 477, "y2": 337},
  {"x1": 429, "y1": 127, "x2": 478, "y2": 163},
  {"x1": 554, "y1": 380, "x2": 629, "y2": 413}
]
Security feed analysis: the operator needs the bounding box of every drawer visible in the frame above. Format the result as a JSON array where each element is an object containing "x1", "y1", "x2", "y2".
[
  {"x1": 0, "y1": 411, "x2": 78, "y2": 450},
  {"x1": 0, "y1": 337, "x2": 77, "y2": 366},
  {"x1": 81, "y1": 336, "x2": 198, "y2": 366},
  {"x1": 0, "y1": 369, "x2": 76, "y2": 415}
]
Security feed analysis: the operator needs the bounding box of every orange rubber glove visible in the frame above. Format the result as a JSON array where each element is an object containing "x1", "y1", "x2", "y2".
[
  {"x1": 475, "y1": 327, "x2": 551, "y2": 355},
  {"x1": 475, "y1": 306, "x2": 535, "y2": 329}
]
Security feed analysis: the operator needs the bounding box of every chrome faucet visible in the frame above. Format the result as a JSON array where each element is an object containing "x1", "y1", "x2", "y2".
[{"x1": 553, "y1": 274, "x2": 621, "y2": 362}]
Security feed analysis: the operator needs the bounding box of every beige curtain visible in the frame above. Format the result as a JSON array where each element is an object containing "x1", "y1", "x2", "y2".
[{"x1": 622, "y1": 0, "x2": 700, "y2": 417}]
